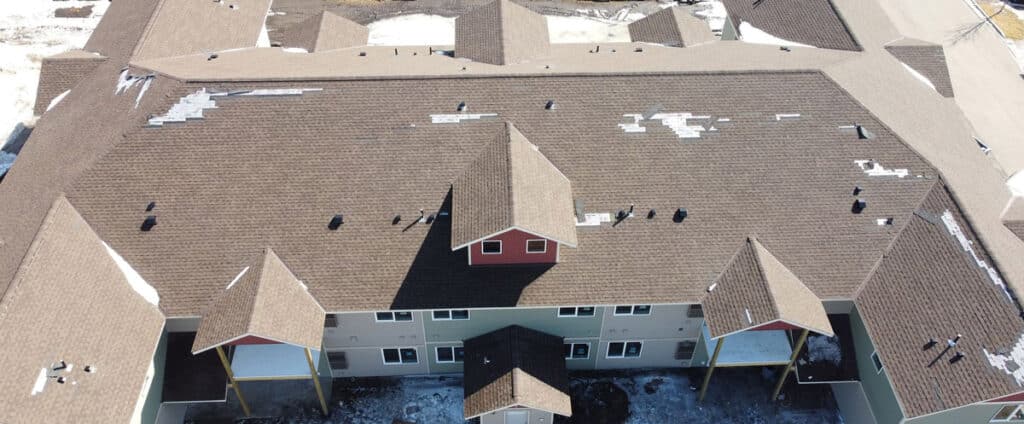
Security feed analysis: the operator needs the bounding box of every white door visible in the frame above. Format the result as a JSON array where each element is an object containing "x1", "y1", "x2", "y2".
[{"x1": 506, "y1": 410, "x2": 528, "y2": 424}]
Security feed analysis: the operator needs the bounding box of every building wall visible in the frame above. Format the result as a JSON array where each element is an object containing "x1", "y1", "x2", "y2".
[
  {"x1": 138, "y1": 330, "x2": 168, "y2": 424},
  {"x1": 469, "y1": 230, "x2": 558, "y2": 265},
  {"x1": 479, "y1": 408, "x2": 554, "y2": 424},
  {"x1": 849, "y1": 307, "x2": 905, "y2": 424}
]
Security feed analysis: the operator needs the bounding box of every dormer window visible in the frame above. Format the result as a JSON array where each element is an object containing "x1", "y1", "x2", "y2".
[
  {"x1": 526, "y1": 239, "x2": 547, "y2": 253},
  {"x1": 482, "y1": 240, "x2": 502, "y2": 254}
]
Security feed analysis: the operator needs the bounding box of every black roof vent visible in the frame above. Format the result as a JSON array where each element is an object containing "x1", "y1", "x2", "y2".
[
  {"x1": 545, "y1": 100, "x2": 556, "y2": 110},
  {"x1": 923, "y1": 338, "x2": 937, "y2": 350},
  {"x1": 674, "y1": 208, "x2": 688, "y2": 223},
  {"x1": 851, "y1": 199, "x2": 866, "y2": 214},
  {"x1": 852, "y1": 186, "x2": 862, "y2": 196},
  {"x1": 856, "y1": 124, "x2": 874, "y2": 140},
  {"x1": 328, "y1": 214, "x2": 344, "y2": 230},
  {"x1": 393, "y1": 215, "x2": 401, "y2": 225},
  {"x1": 457, "y1": 101, "x2": 467, "y2": 112},
  {"x1": 647, "y1": 209, "x2": 656, "y2": 219},
  {"x1": 145, "y1": 202, "x2": 156, "y2": 212},
  {"x1": 141, "y1": 216, "x2": 157, "y2": 232},
  {"x1": 616, "y1": 210, "x2": 627, "y2": 221},
  {"x1": 950, "y1": 351, "x2": 965, "y2": 364}
]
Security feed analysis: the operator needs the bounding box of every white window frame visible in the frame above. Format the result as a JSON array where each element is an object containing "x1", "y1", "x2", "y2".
[
  {"x1": 432, "y1": 309, "x2": 471, "y2": 321},
  {"x1": 870, "y1": 350, "x2": 883, "y2": 374},
  {"x1": 382, "y1": 347, "x2": 418, "y2": 365},
  {"x1": 613, "y1": 305, "x2": 652, "y2": 316},
  {"x1": 481, "y1": 240, "x2": 502, "y2": 255},
  {"x1": 992, "y1": 404, "x2": 1024, "y2": 422},
  {"x1": 607, "y1": 341, "x2": 643, "y2": 359},
  {"x1": 564, "y1": 342, "x2": 590, "y2": 360},
  {"x1": 375, "y1": 311, "x2": 414, "y2": 322},
  {"x1": 557, "y1": 306, "x2": 596, "y2": 317},
  {"x1": 435, "y1": 346, "x2": 465, "y2": 363},
  {"x1": 375, "y1": 312, "x2": 394, "y2": 322},
  {"x1": 525, "y1": 239, "x2": 547, "y2": 254}
]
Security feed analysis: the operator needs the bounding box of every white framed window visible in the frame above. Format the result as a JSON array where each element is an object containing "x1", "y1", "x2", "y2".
[
  {"x1": 432, "y1": 310, "x2": 470, "y2": 320},
  {"x1": 436, "y1": 346, "x2": 465, "y2": 363},
  {"x1": 607, "y1": 341, "x2": 643, "y2": 358},
  {"x1": 564, "y1": 343, "x2": 590, "y2": 360},
  {"x1": 613, "y1": 305, "x2": 652, "y2": 316},
  {"x1": 557, "y1": 306, "x2": 596, "y2": 317},
  {"x1": 992, "y1": 405, "x2": 1024, "y2": 422},
  {"x1": 382, "y1": 348, "x2": 418, "y2": 364},
  {"x1": 871, "y1": 351, "x2": 883, "y2": 373},
  {"x1": 481, "y1": 240, "x2": 502, "y2": 254},
  {"x1": 526, "y1": 239, "x2": 547, "y2": 253},
  {"x1": 375, "y1": 311, "x2": 414, "y2": 322}
]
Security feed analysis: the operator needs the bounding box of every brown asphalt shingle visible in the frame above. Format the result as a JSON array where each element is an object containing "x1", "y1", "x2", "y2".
[
  {"x1": 452, "y1": 122, "x2": 577, "y2": 249},
  {"x1": 192, "y1": 248, "x2": 325, "y2": 353},
  {"x1": 455, "y1": 0, "x2": 550, "y2": 65},
  {"x1": 463, "y1": 325, "x2": 571, "y2": 418},
  {"x1": 0, "y1": 197, "x2": 164, "y2": 424},
  {"x1": 885, "y1": 38, "x2": 955, "y2": 98},
  {"x1": 272, "y1": 11, "x2": 368, "y2": 52},
  {"x1": 628, "y1": 6, "x2": 716, "y2": 47},
  {"x1": 32, "y1": 50, "x2": 107, "y2": 116},
  {"x1": 724, "y1": 0, "x2": 860, "y2": 51},
  {"x1": 131, "y1": 0, "x2": 271, "y2": 61}
]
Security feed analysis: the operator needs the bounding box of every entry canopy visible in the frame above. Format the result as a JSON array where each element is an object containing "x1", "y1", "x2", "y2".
[
  {"x1": 702, "y1": 237, "x2": 834, "y2": 339},
  {"x1": 192, "y1": 248, "x2": 326, "y2": 354}
]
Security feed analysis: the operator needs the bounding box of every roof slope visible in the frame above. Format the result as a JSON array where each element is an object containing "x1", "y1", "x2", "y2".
[
  {"x1": 83, "y1": 0, "x2": 162, "y2": 62},
  {"x1": 452, "y1": 122, "x2": 577, "y2": 249},
  {"x1": 455, "y1": 0, "x2": 550, "y2": 65},
  {"x1": 628, "y1": 6, "x2": 715, "y2": 47},
  {"x1": 855, "y1": 183, "x2": 1024, "y2": 419},
  {"x1": 273, "y1": 11, "x2": 368, "y2": 52},
  {"x1": 0, "y1": 197, "x2": 164, "y2": 424},
  {"x1": 885, "y1": 38, "x2": 954, "y2": 97},
  {"x1": 463, "y1": 325, "x2": 571, "y2": 418},
  {"x1": 132, "y1": 0, "x2": 271, "y2": 61},
  {"x1": 724, "y1": 0, "x2": 860, "y2": 51},
  {"x1": 192, "y1": 248, "x2": 325, "y2": 353},
  {"x1": 33, "y1": 50, "x2": 107, "y2": 116},
  {"x1": 1004, "y1": 197, "x2": 1024, "y2": 242},
  {"x1": 702, "y1": 238, "x2": 833, "y2": 338}
]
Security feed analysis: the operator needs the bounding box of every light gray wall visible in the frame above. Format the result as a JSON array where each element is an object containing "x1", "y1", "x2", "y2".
[
  {"x1": 850, "y1": 307, "x2": 904, "y2": 424},
  {"x1": 601, "y1": 304, "x2": 701, "y2": 340},
  {"x1": 164, "y1": 317, "x2": 200, "y2": 333},
  {"x1": 329, "y1": 345, "x2": 429, "y2": 377},
  {"x1": 324, "y1": 311, "x2": 425, "y2": 348},
  {"x1": 595, "y1": 339, "x2": 690, "y2": 369},
  {"x1": 480, "y1": 408, "x2": 553, "y2": 424},
  {"x1": 903, "y1": 403, "x2": 1006, "y2": 424},
  {"x1": 423, "y1": 307, "x2": 603, "y2": 342},
  {"x1": 831, "y1": 382, "x2": 878, "y2": 424}
]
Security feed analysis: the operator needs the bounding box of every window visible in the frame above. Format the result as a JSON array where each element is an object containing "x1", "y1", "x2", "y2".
[
  {"x1": 992, "y1": 405, "x2": 1024, "y2": 422},
  {"x1": 376, "y1": 311, "x2": 414, "y2": 322},
  {"x1": 686, "y1": 304, "x2": 704, "y2": 318},
  {"x1": 607, "y1": 341, "x2": 643, "y2": 358},
  {"x1": 675, "y1": 341, "x2": 696, "y2": 360},
  {"x1": 383, "y1": 348, "x2": 418, "y2": 364},
  {"x1": 432, "y1": 310, "x2": 470, "y2": 320},
  {"x1": 871, "y1": 351, "x2": 883, "y2": 373},
  {"x1": 614, "y1": 305, "x2": 652, "y2": 316},
  {"x1": 558, "y1": 306, "x2": 596, "y2": 317},
  {"x1": 436, "y1": 346, "x2": 465, "y2": 363},
  {"x1": 526, "y1": 239, "x2": 547, "y2": 253},
  {"x1": 327, "y1": 351, "x2": 348, "y2": 369},
  {"x1": 324, "y1": 314, "x2": 339, "y2": 328},
  {"x1": 563, "y1": 343, "x2": 590, "y2": 359},
  {"x1": 482, "y1": 240, "x2": 502, "y2": 254}
]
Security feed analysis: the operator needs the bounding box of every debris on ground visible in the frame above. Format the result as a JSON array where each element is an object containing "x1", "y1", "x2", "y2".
[{"x1": 54, "y1": 5, "x2": 94, "y2": 19}]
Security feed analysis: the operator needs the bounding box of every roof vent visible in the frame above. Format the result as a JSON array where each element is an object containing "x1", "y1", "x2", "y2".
[
  {"x1": 852, "y1": 186, "x2": 862, "y2": 196},
  {"x1": 84, "y1": 365, "x2": 96, "y2": 373},
  {"x1": 457, "y1": 102, "x2": 467, "y2": 112},
  {"x1": 851, "y1": 199, "x2": 866, "y2": 214},
  {"x1": 545, "y1": 100, "x2": 556, "y2": 110},
  {"x1": 141, "y1": 215, "x2": 157, "y2": 231},
  {"x1": 207, "y1": 53, "x2": 218, "y2": 61},
  {"x1": 947, "y1": 334, "x2": 961, "y2": 347},
  {"x1": 674, "y1": 208, "x2": 688, "y2": 223},
  {"x1": 393, "y1": 215, "x2": 401, "y2": 225},
  {"x1": 923, "y1": 338, "x2": 937, "y2": 350},
  {"x1": 574, "y1": 199, "x2": 585, "y2": 223},
  {"x1": 145, "y1": 202, "x2": 156, "y2": 212},
  {"x1": 856, "y1": 124, "x2": 874, "y2": 140},
  {"x1": 647, "y1": 209, "x2": 656, "y2": 219},
  {"x1": 359, "y1": 51, "x2": 366, "y2": 57},
  {"x1": 949, "y1": 351, "x2": 965, "y2": 364},
  {"x1": 616, "y1": 210, "x2": 627, "y2": 221},
  {"x1": 328, "y1": 214, "x2": 344, "y2": 230}
]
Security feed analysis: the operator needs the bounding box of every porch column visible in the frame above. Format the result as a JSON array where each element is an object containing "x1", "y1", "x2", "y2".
[
  {"x1": 771, "y1": 328, "x2": 810, "y2": 401},
  {"x1": 698, "y1": 336, "x2": 725, "y2": 402},
  {"x1": 305, "y1": 347, "x2": 329, "y2": 415},
  {"x1": 216, "y1": 346, "x2": 252, "y2": 417}
]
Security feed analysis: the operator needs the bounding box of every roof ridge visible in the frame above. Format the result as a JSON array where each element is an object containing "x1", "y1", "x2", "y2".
[
  {"x1": 0, "y1": 196, "x2": 68, "y2": 322},
  {"x1": 749, "y1": 238, "x2": 783, "y2": 318},
  {"x1": 243, "y1": 248, "x2": 272, "y2": 334},
  {"x1": 504, "y1": 123, "x2": 518, "y2": 226}
]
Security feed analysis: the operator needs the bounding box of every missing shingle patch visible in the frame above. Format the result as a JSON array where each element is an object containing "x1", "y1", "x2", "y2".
[
  {"x1": 854, "y1": 160, "x2": 909, "y2": 178},
  {"x1": 147, "y1": 88, "x2": 322, "y2": 127},
  {"x1": 939, "y1": 210, "x2": 1011, "y2": 300},
  {"x1": 430, "y1": 113, "x2": 498, "y2": 124},
  {"x1": 984, "y1": 334, "x2": 1024, "y2": 386},
  {"x1": 618, "y1": 112, "x2": 713, "y2": 139}
]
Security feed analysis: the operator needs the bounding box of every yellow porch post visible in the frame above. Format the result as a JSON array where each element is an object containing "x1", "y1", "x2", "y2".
[
  {"x1": 771, "y1": 329, "x2": 810, "y2": 401},
  {"x1": 216, "y1": 346, "x2": 252, "y2": 417},
  {"x1": 305, "y1": 347, "x2": 329, "y2": 415},
  {"x1": 698, "y1": 336, "x2": 725, "y2": 402}
]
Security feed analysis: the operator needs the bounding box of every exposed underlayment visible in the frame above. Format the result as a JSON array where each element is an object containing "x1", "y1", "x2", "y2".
[
  {"x1": 618, "y1": 112, "x2": 712, "y2": 138},
  {"x1": 147, "y1": 88, "x2": 322, "y2": 126},
  {"x1": 984, "y1": 333, "x2": 1024, "y2": 386},
  {"x1": 940, "y1": 209, "x2": 1011, "y2": 299},
  {"x1": 46, "y1": 90, "x2": 70, "y2": 112},
  {"x1": 854, "y1": 159, "x2": 910, "y2": 178},
  {"x1": 430, "y1": 113, "x2": 499, "y2": 124}
]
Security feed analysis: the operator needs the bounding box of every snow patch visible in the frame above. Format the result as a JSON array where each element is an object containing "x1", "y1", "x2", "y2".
[
  {"x1": 695, "y1": 0, "x2": 728, "y2": 33},
  {"x1": 282, "y1": 47, "x2": 308, "y2": 53},
  {"x1": 775, "y1": 113, "x2": 800, "y2": 121},
  {"x1": 1006, "y1": 170, "x2": 1024, "y2": 197},
  {"x1": 46, "y1": 90, "x2": 71, "y2": 112},
  {"x1": 806, "y1": 335, "x2": 842, "y2": 367},
  {"x1": 226, "y1": 266, "x2": 250, "y2": 290},
  {"x1": 0, "y1": 151, "x2": 17, "y2": 175},
  {"x1": 985, "y1": 333, "x2": 1024, "y2": 386},
  {"x1": 619, "y1": 112, "x2": 712, "y2": 138},
  {"x1": 430, "y1": 113, "x2": 498, "y2": 124},
  {"x1": 940, "y1": 209, "x2": 1012, "y2": 299},
  {"x1": 257, "y1": 24, "x2": 271, "y2": 48},
  {"x1": 103, "y1": 242, "x2": 160, "y2": 306},
  {"x1": 900, "y1": 62, "x2": 937, "y2": 92},
  {"x1": 854, "y1": 160, "x2": 909, "y2": 178},
  {"x1": 367, "y1": 14, "x2": 455, "y2": 46},
  {"x1": 114, "y1": 69, "x2": 155, "y2": 108},
  {"x1": 738, "y1": 21, "x2": 816, "y2": 48}
]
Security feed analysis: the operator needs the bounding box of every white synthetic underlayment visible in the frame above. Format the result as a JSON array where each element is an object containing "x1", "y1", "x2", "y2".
[
  {"x1": 46, "y1": 90, "x2": 70, "y2": 112},
  {"x1": 940, "y1": 209, "x2": 1011, "y2": 299},
  {"x1": 738, "y1": 21, "x2": 816, "y2": 49},
  {"x1": 900, "y1": 62, "x2": 938, "y2": 93},
  {"x1": 854, "y1": 159, "x2": 909, "y2": 178},
  {"x1": 148, "y1": 88, "x2": 321, "y2": 126},
  {"x1": 104, "y1": 242, "x2": 160, "y2": 306},
  {"x1": 619, "y1": 112, "x2": 712, "y2": 138},
  {"x1": 985, "y1": 333, "x2": 1024, "y2": 386},
  {"x1": 430, "y1": 113, "x2": 498, "y2": 124},
  {"x1": 30, "y1": 368, "x2": 47, "y2": 395}
]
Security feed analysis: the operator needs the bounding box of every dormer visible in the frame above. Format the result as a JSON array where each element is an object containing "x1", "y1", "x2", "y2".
[{"x1": 451, "y1": 122, "x2": 577, "y2": 265}]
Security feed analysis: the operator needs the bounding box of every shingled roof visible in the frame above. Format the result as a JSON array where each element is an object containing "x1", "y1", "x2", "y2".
[
  {"x1": 451, "y1": 122, "x2": 577, "y2": 249},
  {"x1": 131, "y1": 0, "x2": 271, "y2": 61},
  {"x1": 0, "y1": 197, "x2": 164, "y2": 424},
  {"x1": 463, "y1": 325, "x2": 571, "y2": 419},
  {"x1": 455, "y1": 0, "x2": 550, "y2": 65},
  {"x1": 723, "y1": 0, "x2": 860, "y2": 51},
  {"x1": 32, "y1": 50, "x2": 107, "y2": 116},
  {"x1": 702, "y1": 237, "x2": 833, "y2": 339},
  {"x1": 272, "y1": 11, "x2": 368, "y2": 53},
  {"x1": 192, "y1": 248, "x2": 325, "y2": 353},
  {"x1": 1004, "y1": 197, "x2": 1024, "y2": 242},
  {"x1": 628, "y1": 6, "x2": 715, "y2": 47},
  {"x1": 885, "y1": 38, "x2": 954, "y2": 97}
]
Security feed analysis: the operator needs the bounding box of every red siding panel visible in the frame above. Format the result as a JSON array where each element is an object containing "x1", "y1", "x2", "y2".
[
  {"x1": 469, "y1": 229, "x2": 558, "y2": 265},
  {"x1": 748, "y1": 320, "x2": 802, "y2": 332},
  {"x1": 988, "y1": 392, "x2": 1024, "y2": 403},
  {"x1": 228, "y1": 335, "x2": 280, "y2": 346}
]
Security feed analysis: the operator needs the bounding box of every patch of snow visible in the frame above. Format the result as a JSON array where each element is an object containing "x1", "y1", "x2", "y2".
[
  {"x1": 775, "y1": 113, "x2": 800, "y2": 121},
  {"x1": 103, "y1": 242, "x2": 160, "y2": 306},
  {"x1": 114, "y1": 69, "x2": 155, "y2": 108},
  {"x1": 619, "y1": 112, "x2": 711, "y2": 138},
  {"x1": 854, "y1": 160, "x2": 909, "y2": 178},
  {"x1": 46, "y1": 90, "x2": 70, "y2": 112},
  {"x1": 430, "y1": 113, "x2": 498, "y2": 124},
  {"x1": 335, "y1": 377, "x2": 465, "y2": 423},
  {"x1": 367, "y1": 14, "x2": 455, "y2": 46},
  {"x1": 940, "y1": 209, "x2": 1012, "y2": 299},
  {"x1": 225, "y1": 266, "x2": 250, "y2": 290},
  {"x1": 985, "y1": 333, "x2": 1024, "y2": 386},
  {"x1": 0, "y1": 151, "x2": 15, "y2": 175},
  {"x1": 30, "y1": 367, "x2": 47, "y2": 395},
  {"x1": 695, "y1": 0, "x2": 728, "y2": 33},
  {"x1": 738, "y1": 21, "x2": 816, "y2": 48},
  {"x1": 1006, "y1": 169, "x2": 1024, "y2": 197},
  {"x1": 0, "y1": 1, "x2": 109, "y2": 149},
  {"x1": 806, "y1": 335, "x2": 842, "y2": 367},
  {"x1": 282, "y1": 47, "x2": 308, "y2": 53},
  {"x1": 547, "y1": 15, "x2": 636, "y2": 43},
  {"x1": 257, "y1": 24, "x2": 271, "y2": 48},
  {"x1": 900, "y1": 62, "x2": 937, "y2": 92}
]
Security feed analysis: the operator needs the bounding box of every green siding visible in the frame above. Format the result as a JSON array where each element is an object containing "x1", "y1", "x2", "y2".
[
  {"x1": 850, "y1": 307, "x2": 904, "y2": 424},
  {"x1": 423, "y1": 307, "x2": 604, "y2": 342},
  {"x1": 140, "y1": 330, "x2": 167, "y2": 424},
  {"x1": 904, "y1": 403, "x2": 1005, "y2": 424}
]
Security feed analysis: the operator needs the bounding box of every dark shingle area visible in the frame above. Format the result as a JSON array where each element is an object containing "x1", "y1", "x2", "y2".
[
  {"x1": 724, "y1": 0, "x2": 860, "y2": 51},
  {"x1": 886, "y1": 41, "x2": 955, "y2": 97},
  {"x1": 66, "y1": 72, "x2": 936, "y2": 316}
]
